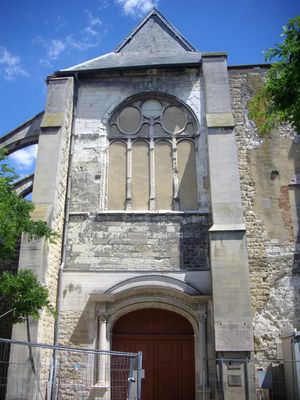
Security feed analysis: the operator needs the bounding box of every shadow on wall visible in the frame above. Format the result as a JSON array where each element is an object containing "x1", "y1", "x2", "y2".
[{"x1": 68, "y1": 299, "x2": 94, "y2": 346}]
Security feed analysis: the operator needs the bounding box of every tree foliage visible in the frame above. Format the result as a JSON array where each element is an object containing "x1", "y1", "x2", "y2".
[
  {"x1": 249, "y1": 16, "x2": 300, "y2": 135},
  {"x1": 0, "y1": 269, "x2": 56, "y2": 323},
  {"x1": 0, "y1": 149, "x2": 56, "y2": 373},
  {"x1": 0, "y1": 149, "x2": 56, "y2": 258}
]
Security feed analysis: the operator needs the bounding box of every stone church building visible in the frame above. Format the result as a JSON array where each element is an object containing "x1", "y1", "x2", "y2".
[{"x1": 1, "y1": 8, "x2": 300, "y2": 400}]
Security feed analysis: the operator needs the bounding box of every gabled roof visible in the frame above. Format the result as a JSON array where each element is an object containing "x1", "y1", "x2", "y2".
[
  {"x1": 115, "y1": 8, "x2": 196, "y2": 53},
  {"x1": 56, "y1": 8, "x2": 200, "y2": 75}
]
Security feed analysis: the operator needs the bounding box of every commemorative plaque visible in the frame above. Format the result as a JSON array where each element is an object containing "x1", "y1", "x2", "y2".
[{"x1": 215, "y1": 322, "x2": 254, "y2": 351}]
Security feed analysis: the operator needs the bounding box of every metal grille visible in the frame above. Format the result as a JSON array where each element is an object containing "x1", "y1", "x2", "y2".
[{"x1": 0, "y1": 338, "x2": 142, "y2": 400}]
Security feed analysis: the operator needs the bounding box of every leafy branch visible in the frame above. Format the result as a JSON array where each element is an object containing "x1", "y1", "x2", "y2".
[
  {"x1": 0, "y1": 149, "x2": 58, "y2": 258},
  {"x1": 0, "y1": 270, "x2": 56, "y2": 324},
  {"x1": 249, "y1": 16, "x2": 300, "y2": 135}
]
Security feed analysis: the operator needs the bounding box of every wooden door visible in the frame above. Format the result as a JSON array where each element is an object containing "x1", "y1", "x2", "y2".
[
  {"x1": 155, "y1": 338, "x2": 178, "y2": 400},
  {"x1": 112, "y1": 309, "x2": 195, "y2": 400}
]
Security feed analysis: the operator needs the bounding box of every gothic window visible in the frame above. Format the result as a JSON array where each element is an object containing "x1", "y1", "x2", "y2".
[{"x1": 108, "y1": 94, "x2": 199, "y2": 211}]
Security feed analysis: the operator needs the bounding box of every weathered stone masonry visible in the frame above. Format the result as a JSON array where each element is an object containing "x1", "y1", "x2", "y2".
[
  {"x1": 229, "y1": 67, "x2": 300, "y2": 359},
  {"x1": 66, "y1": 213, "x2": 209, "y2": 271}
]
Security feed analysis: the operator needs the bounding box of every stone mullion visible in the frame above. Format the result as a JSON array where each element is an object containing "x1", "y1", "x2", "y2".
[
  {"x1": 149, "y1": 138, "x2": 155, "y2": 210},
  {"x1": 193, "y1": 139, "x2": 199, "y2": 209},
  {"x1": 172, "y1": 138, "x2": 180, "y2": 211},
  {"x1": 126, "y1": 139, "x2": 132, "y2": 210}
]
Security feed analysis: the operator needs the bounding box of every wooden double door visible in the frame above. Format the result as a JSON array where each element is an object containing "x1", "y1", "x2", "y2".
[{"x1": 112, "y1": 308, "x2": 195, "y2": 400}]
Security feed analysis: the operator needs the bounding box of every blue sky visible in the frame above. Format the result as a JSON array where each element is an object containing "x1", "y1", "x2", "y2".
[{"x1": 1, "y1": 0, "x2": 299, "y2": 176}]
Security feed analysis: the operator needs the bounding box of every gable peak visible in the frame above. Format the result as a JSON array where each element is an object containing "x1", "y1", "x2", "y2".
[{"x1": 115, "y1": 8, "x2": 196, "y2": 53}]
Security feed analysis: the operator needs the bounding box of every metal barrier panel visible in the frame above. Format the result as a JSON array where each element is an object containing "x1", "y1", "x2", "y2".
[
  {"x1": 2, "y1": 340, "x2": 300, "y2": 400},
  {"x1": 0, "y1": 338, "x2": 142, "y2": 400},
  {"x1": 211, "y1": 358, "x2": 297, "y2": 400}
]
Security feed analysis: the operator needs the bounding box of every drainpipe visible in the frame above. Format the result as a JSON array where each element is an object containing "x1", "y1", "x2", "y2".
[{"x1": 50, "y1": 72, "x2": 79, "y2": 400}]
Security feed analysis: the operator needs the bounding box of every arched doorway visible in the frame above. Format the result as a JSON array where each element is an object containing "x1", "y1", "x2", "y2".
[{"x1": 112, "y1": 308, "x2": 195, "y2": 400}]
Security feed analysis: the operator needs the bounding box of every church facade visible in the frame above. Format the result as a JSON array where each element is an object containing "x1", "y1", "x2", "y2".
[{"x1": 1, "y1": 9, "x2": 300, "y2": 400}]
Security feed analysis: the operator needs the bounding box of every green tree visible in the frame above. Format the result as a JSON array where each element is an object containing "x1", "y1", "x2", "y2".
[
  {"x1": 0, "y1": 149, "x2": 57, "y2": 388},
  {"x1": 0, "y1": 149, "x2": 56, "y2": 258},
  {"x1": 0, "y1": 269, "x2": 55, "y2": 323},
  {"x1": 0, "y1": 270, "x2": 56, "y2": 393},
  {"x1": 0, "y1": 148, "x2": 56, "y2": 320},
  {"x1": 249, "y1": 16, "x2": 300, "y2": 135}
]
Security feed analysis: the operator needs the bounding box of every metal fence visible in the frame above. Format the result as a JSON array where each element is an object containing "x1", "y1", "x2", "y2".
[
  {"x1": 1, "y1": 339, "x2": 300, "y2": 400},
  {"x1": 0, "y1": 338, "x2": 142, "y2": 400},
  {"x1": 210, "y1": 357, "x2": 299, "y2": 400}
]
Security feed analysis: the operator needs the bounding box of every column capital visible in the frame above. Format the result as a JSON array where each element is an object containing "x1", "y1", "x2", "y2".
[
  {"x1": 97, "y1": 311, "x2": 109, "y2": 323},
  {"x1": 197, "y1": 305, "x2": 207, "y2": 322}
]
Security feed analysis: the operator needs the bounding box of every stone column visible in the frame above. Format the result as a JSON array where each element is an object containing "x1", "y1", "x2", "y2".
[
  {"x1": 202, "y1": 54, "x2": 255, "y2": 399},
  {"x1": 97, "y1": 311, "x2": 109, "y2": 387},
  {"x1": 198, "y1": 310, "x2": 207, "y2": 387}
]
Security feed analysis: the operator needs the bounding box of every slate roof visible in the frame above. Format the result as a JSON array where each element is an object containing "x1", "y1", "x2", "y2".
[
  {"x1": 55, "y1": 8, "x2": 202, "y2": 76},
  {"x1": 58, "y1": 51, "x2": 202, "y2": 73}
]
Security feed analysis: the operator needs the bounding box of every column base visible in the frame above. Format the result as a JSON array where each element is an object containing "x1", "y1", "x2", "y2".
[{"x1": 196, "y1": 387, "x2": 211, "y2": 400}]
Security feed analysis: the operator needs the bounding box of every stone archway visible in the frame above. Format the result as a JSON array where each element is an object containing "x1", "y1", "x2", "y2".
[{"x1": 112, "y1": 308, "x2": 195, "y2": 400}]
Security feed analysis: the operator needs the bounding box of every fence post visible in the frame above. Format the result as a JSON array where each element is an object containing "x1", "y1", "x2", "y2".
[
  {"x1": 202, "y1": 358, "x2": 205, "y2": 400},
  {"x1": 219, "y1": 357, "x2": 225, "y2": 400},
  {"x1": 50, "y1": 350, "x2": 57, "y2": 400},
  {"x1": 136, "y1": 351, "x2": 143, "y2": 400},
  {"x1": 127, "y1": 356, "x2": 135, "y2": 400},
  {"x1": 244, "y1": 357, "x2": 249, "y2": 400}
]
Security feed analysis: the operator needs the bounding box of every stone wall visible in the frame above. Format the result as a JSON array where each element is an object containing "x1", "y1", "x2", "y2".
[
  {"x1": 66, "y1": 213, "x2": 209, "y2": 271},
  {"x1": 228, "y1": 67, "x2": 300, "y2": 360},
  {"x1": 36, "y1": 79, "x2": 74, "y2": 345}
]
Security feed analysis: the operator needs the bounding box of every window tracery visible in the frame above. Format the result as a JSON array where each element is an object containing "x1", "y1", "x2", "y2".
[{"x1": 108, "y1": 94, "x2": 199, "y2": 211}]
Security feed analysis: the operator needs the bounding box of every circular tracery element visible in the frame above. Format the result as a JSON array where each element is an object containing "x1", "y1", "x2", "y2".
[
  {"x1": 117, "y1": 106, "x2": 142, "y2": 134},
  {"x1": 162, "y1": 106, "x2": 187, "y2": 134},
  {"x1": 141, "y1": 99, "x2": 162, "y2": 118}
]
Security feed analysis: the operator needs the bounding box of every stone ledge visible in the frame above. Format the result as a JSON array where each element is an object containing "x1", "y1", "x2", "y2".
[
  {"x1": 41, "y1": 112, "x2": 64, "y2": 128},
  {"x1": 206, "y1": 112, "x2": 235, "y2": 128},
  {"x1": 209, "y1": 223, "x2": 246, "y2": 232}
]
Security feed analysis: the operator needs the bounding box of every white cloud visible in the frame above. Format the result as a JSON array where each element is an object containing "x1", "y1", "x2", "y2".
[
  {"x1": 98, "y1": 0, "x2": 109, "y2": 10},
  {"x1": 66, "y1": 36, "x2": 97, "y2": 51},
  {"x1": 54, "y1": 16, "x2": 68, "y2": 32},
  {"x1": 9, "y1": 145, "x2": 38, "y2": 169},
  {"x1": 0, "y1": 46, "x2": 29, "y2": 80},
  {"x1": 84, "y1": 10, "x2": 103, "y2": 36},
  {"x1": 48, "y1": 39, "x2": 66, "y2": 60},
  {"x1": 33, "y1": 11, "x2": 107, "y2": 66},
  {"x1": 116, "y1": 0, "x2": 158, "y2": 17},
  {"x1": 35, "y1": 35, "x2": 96, "y2": 67}
]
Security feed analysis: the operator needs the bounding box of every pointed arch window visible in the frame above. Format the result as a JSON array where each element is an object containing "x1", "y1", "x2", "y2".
[{"x1": 108, "y1": 94, "x2": 199, "y2": 211}]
